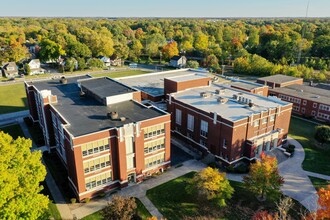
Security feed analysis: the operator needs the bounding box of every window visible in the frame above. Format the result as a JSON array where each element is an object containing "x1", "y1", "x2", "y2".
[
  {"x1": 200, "y1": 139, "x2": 207, "y2": 147},
  {"x1": 83, "y1": 155, "x2": 111, "y2": 174},
  {"x1": 293, "y1": 106, "x2": 300, "y2": 111},
  {"x1": 85, "y1": 172, "x2": 112, "y2": 190},
  {"x1": 143, "y1": 124, "x2": 165, "y2": 139},
  {"x1": 313, "y1": 103, "x2": 317, "y2": 108},
  {"x1": 270, "y1": 115, "x2": 275, "y2": 122},
  {"x1": 81, "y1": 139, "x2": 110, "y2": 157},
  {"x1": 254, "y1": 120, "x2": 259, "y2": 127},
  {"x1": 145, "y1": 153, "x2": 165, "y2": 168},
  {"x1": 303, "y1": 100, "x2": 307, "y2": 105},
  {"x1": 223, "y1": 139, "x2": 228, "y2": 149},
  {"x1": 320, "y1": 104, "x2": 330, "y2": 112},
  {"x1": 262, "y1": 118, "x2": 267, "y2": 124},
  {"x1": 311, "y1": 110, "x2": 316, "y2": 116},
  {"x1": 301, "y1": 108, "x2": 305, "y2": 114},
  {"x1": 127, "y1": 155, "x2": 135, "y2": 170},
  {"x1": 200, "y1": 120, "x2": 208, "y2": 137},
  {"x1": 187, "y1": 114, "x2": 194, "y2": 131},
  {"x1": 187, "y1": 132, "x2": 193, "y2": 139},
  {"x1": 176, "y1": 109, "x2": 182, "y2": 125},
  {"x1": 144, "y1": 138, "x2": 165, "y2": 154}
]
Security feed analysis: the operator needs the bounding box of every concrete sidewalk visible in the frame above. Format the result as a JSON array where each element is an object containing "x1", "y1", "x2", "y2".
[
  {"x1": 71, "y1": 159, "x2": 207, "y2": 219},
  {"x1": 305, "y1": 171, "x2": 330, "y2": 181},
  {"x1": 278, "y1": 137, "x2": 318, "y2": 212}
]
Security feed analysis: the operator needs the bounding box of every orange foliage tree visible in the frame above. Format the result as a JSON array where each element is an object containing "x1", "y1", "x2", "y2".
[
  {"x1": 162, "y1": 41, "x2": 179, "y2": 60},
  {"x1": 243, "y1": 154, "x2": 284, "y2": 201},
  {"x1": 315, "y1": 185, "x2": 330, "y2": 219}
]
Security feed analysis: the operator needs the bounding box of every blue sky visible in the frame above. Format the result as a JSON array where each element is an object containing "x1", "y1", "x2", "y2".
[{"x1": 2, "y1": 0, "x2": 329, "y2": 17}]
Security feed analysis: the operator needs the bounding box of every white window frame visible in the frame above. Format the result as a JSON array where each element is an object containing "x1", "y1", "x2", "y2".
[
  {"x1": 313, "y1": 103, "x2": 317, "y2": 108},
  {"x1": 187, "y1": 114, "x2": 194, "y2": 131},
  {"x1": 200, "y1": 120, "x2": 208, "y2": 137},
  {"x1": 303, "y1": 100, "x2": 307, "y2": 105}
]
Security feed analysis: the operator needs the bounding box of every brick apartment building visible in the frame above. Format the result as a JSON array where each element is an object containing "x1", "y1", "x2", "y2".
[
  {"x1": 257, "y1": 74, "x2": 330, "y2": 124},
  {"x1": 165, "y1": 73, "x2": 292, "y2": 165},
  {"x1": 25, "y1": 76, "x2": 171, "y2": 200}
]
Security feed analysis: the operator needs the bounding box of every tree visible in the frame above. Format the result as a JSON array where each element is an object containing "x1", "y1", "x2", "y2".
[
  {"x1": 64, "y1": 57, "x2": 76, "y2": 73},
  {"x1": 0, "y1": 132, "x2": 49, "y2": 219},
  {"x1": 39, "y1": 38, "x2": 65, "y2": 62},
  {"x1": 205, "y1": 54, "x2": 219, "y2": 71},
  {"x1": 187, "y1": 167, "x2": 234, "y2": 207},
  {"x1": 129, "y1": 39, "x2": 143, "y2": 61},
  {"x1": 87, "y1": 58, "x2": 104, "y2": 69},
  {"x1": 162, "y1": 41, "x2": 179, "y2": 60},
  {"x1": 66, "y1": 41, "x2": 91, "y2": 58},
  {"x1": 315, "y1": 185, "x2": 330, "y2": 219},
  {"x1": 194, "y1": 32, "x2": 209, "y2": 52},
  {"x1": 77, "y1": 57, "x2": 86, "y2": 70},
  {"x1": 24, "y1": 63, "x2": 31, "y2": 75},
  {"x1": 243, "y1": 154, "x2": 284, "y2": 201},
  {"x1": 102, "y1": 195, "x2": 137, "y2": 220},
  {"x1": 315, "y1": 125, "x2": 330, "y2": 145},
  {"x1": 186, "y1": 60, "x2": 199, "y2": 69}
]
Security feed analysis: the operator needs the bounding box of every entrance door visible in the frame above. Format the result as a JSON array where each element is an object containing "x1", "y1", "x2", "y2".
[{"x1": 127, "y1": 173, "x2": 136, "y2": 183}]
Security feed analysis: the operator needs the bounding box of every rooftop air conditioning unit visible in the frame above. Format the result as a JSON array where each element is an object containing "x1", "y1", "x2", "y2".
[
  {"x1": 200, "y1": 92, "x2": 210, "y2": 98},
  {"x1": 217, "y1": 97, "x2": 228, "y2": 104},
  {"x1": 215, "y1": 89, "x2": 226, "y2": 95}
]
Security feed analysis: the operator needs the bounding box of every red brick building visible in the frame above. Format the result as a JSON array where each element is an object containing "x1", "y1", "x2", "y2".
[
  {"x1": 166, "y1": 74, "x2": 292, "y2": 165},
  {"x1": 25, "y1": 76, "x2": 171, "y2": 201},
  {"x1": 256, "y1": 74, "x2": 330, "y2": 123}
]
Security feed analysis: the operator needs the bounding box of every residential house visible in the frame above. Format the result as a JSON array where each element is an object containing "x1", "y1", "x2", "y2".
[
  {"x1": 28, "y1": 59, "x2": 45, "y2": 75},
  {"x1": 169, "y1": 56, "x2": 187, "y2": 68},
  {"x1": 98, "y1": 56, "x2": 111, "y2": 67},
  {"x1": 2, "y1": 62, "x2": 19, "y2": 78}
]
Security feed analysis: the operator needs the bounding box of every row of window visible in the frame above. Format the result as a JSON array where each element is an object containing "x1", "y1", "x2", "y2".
[
  {"x1": 83, "y1": 155, "x2": 111, "y2": 174},
  {"x1": 143, "y1": 124, "x2": 165, "y2": 139},
  {"x1": 144, "y1": 138, "x2": 165, "y2": 154},
  {"x1": 145, "y1": 153, "x2": 165, "y2": 168},
  {"x1": 176, "y1": 109, "x2": 209, "y2": 137},
  {"x1": 253, "y1": 115, "x2": 275, "y2": 127},
  {"x1": 85, "y1": 172, "x2": 112, "y2": 190},
  {"x1": 318, "y1": 113, "x2": 329, "y2": 120},
  {"x1": 81, "y1": 139, "x2": 110, "y2": 157},
  {"x1": 319, "y1": 104, "x2": 330, "y2": 112},
  {"x1": 278, "y1": 94, "x2": 301, "y2": 104}
]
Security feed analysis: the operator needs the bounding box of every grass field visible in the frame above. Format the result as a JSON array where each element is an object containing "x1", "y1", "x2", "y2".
[
  {"x1": 0, "y1": 83, "x2": 27, "y2": 114},
  {"x1": 0, "y1": 124, "x2": 25, "y2": 139},
  {"x1": 288, "y1": 117, "x2": 330, "y2": 176},
  {"x1": 91, "y1": 70, "x2": 151, "y2": 78},
  {"x1": 81, "y1": 198, "x2": 151, "y2": 220},
  {"x1": 147, "y1": 172, "x2": 305, "y2": 220},
  {"x1": 309, "y1": 176, "x2": 330, "y2": 191}
]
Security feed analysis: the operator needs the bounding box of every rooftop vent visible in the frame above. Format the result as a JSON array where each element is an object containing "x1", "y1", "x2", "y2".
[
  {"x1": 79, "y1": 91, "x2": 85, "y2": 97},
  {"x1": 120, "y1": 117, "x2": 126, "y2": 122},
  {"x1": 248, "y1": 102, "x2": 254, "y2": 108},
  {"x1": 200, "y1": 92, "x2": 211, "y2": 98},
  {"x1": 217, "y1": 97, "x2": 228, "y2": 104},
  {"x1": 233, "y1": 94, "x2": 239, "y2": 100},
  {"x1": 215, "y1": 89, "x2": 226, "y2": 95},
  {"x1": 107, "y1": 111, "x2": 119, "y2": 120},
  {"x1": 60, "y1": 76, "x2": 67, "y2": 84},
  {"x1": 212, "y1": 76, "x2": 219, "y2": 82}
]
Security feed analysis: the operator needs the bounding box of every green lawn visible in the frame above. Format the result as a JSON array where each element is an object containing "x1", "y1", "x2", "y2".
[
  {"x1": 91, "y1": 70, "x2": 151, "y2": 78},
  {"x1": 0, "y1": 83, "x2": 27, "y2": 114},
  {"x1": 147, "y1": 172, "x2": 305, "y2": 220},
  {"x1": 309, "y1": 176, "x2": 330, "y2": 191},
  {"x1": 0, "y1": 124, "x2": 25, "y2": 139},
  {"x1": 288, "y1": 117, "x2": 330, "y2": 176},
  {"x1": 81, "y1": 198, "x2": 151, "y2": 220}
]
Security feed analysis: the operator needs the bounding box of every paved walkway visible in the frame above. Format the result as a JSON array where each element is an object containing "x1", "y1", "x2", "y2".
[
  {"x1": 278, "y1": 137, "x2": 318, "y2": 212},
  {"x1": 71, "y1": 159, "x2": 207, "y2": 219},
  {"x1": 305, "y1": 171, "x2": 330, "y2": 181},
  {"x1": 17, "y1": 118, "x2": 38, "y2": 148}
]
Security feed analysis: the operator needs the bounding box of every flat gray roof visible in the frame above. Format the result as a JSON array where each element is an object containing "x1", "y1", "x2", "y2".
[
  {"x1": 117, "y1": 69, "x2": 209, "y2": 97},
  {"x1": 80, "y1": 77, "x2": 135, "y2": 99},
  {"x1": 27, "y1": 76, "x2": 165, "y2": 137},
  {"x1": 166, "y1": 74, "x2": 210, "y2": 82},
  {"x1": 171, "y1": 84, "x2": 290, "y2": 122},
  {"x1": 229, "y1": 81, "x2": 266, "y2": 90},
  {"x1": 257, "y1": 74, "x2": 301, "y2": 84},
  {"x1": 271, "y1": 84, "x2": 330, "y2": 104}
]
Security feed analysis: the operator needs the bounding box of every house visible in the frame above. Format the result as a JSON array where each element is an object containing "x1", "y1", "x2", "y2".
[
  {"x1": 1, "y1": 62, "x2": 19, "y2": 78},
  {"x1": 169, "y1": 56, "x2": 187, "y2": 68},
  {"x1": 165, "y1": 73, "x2": 292, "y2": 165},
  {"x1": 24, "y1": 76, "x2": 171, "y2": 201},
  {"x1": 27, "y1": 59, "x2": 45, "y2": 75},
  {"x1": 98, "y1": 56, "x2": 111, "y2": 67},
  {"x1": 110, "y1": 55, "x2": 122, "y2": 66}
]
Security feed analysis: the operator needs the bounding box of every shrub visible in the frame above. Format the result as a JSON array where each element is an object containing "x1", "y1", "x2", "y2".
[
  {"x1": 70, "y1": 198, "x2": 76, "y2": 204},
  {"x1": 98, "y1": 192, "x2": 106, "y2": 198},
  {"x1": 84, "y1": 198, "x2": 90, "y2": 203}
]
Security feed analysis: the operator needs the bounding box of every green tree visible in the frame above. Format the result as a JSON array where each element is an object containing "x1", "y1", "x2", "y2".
[
  {"x1": 66, "y1": 41, "x2": 91, "y2": 58},
  {"x1": 102, "y1": 195, "x2": 137, "y2": 220},
  {"x1": 39, "y1": 38, "x2": 65, "y2": 62},
  {"x1": 312, "y1": 35, "x2": 330, "y2": 58},
  {"x1": 64, "y1": 57, "x2": 76, "y2": 73},
  {"x1": 129, "y1": 39, "x2": 143, "y2": 61},
  {"x1": 24, "y1": 63, "x2": 31, "y2": 75},
  {"x1": 205, "y1": 54, "x2": 219, "y2": 71},
  {"x1": 243, "y1": 154, "x2": 284, "y2": 201},
  {"x1": 186, "y1": 60, "x2": 199, "y2": 69},
  {"x1": 187, "y1": 167, "x2": 234, "y2": 207},
  {"x1": 0, "y1": 132, "x2": 49, "y2": 220},
  {"x1": 194, "y1": 32, "x2": 209, "y2": 52},
  {"x1": 315, "y1": 125, "x2": 330, "y2": 145},
  {"x1": 77, "y1": 57, "x2": 86, "y2": 70},
  {"x1": 87, "y1": 58, "x2": 104, "y2": 69}
]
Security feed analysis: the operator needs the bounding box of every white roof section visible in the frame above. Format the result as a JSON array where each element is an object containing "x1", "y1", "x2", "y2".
[
  {"x1": 116, "y1": 69, "x2": 209, "y2": 97},
  {"x1": 171, "y1": 83, "x2": 290, "y2": 122},
  {"x1": 166, "y1": 73, "x2": 210, "y2": 82}
]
